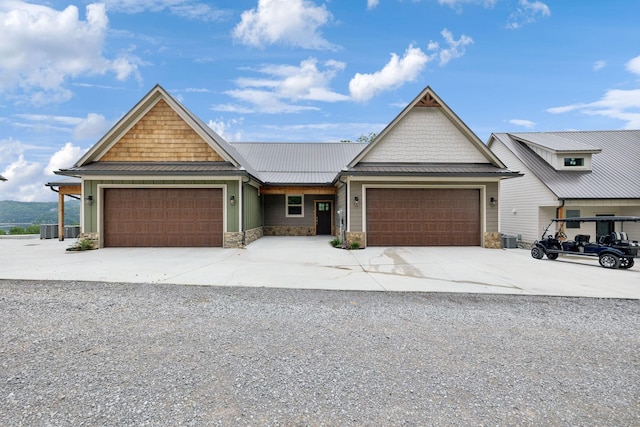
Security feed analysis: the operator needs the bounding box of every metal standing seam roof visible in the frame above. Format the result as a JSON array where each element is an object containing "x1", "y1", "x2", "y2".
[
  {"x1": 45, "y1": 177, "x2": 81, "y2": 187},
  {"x1": 345, "y1": 163, "x2": 521, "y2": 176},
  {"x1": 491, "y1": 130, "x2": 640, "y2": 199},
  {"x1": 231, "y1": 142, "x2": 366, "y2": 184},
  {"x1": 510, "y1": 132, "x2": 602, "y2": 152},
  {"x1": 57, "y1": 162, "x2": 241, "y2": 176}
]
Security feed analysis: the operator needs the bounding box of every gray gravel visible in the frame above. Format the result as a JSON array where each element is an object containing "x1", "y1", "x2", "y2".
[{"x1": 1, "y1": 279, "x2": 638, "y2": 426}]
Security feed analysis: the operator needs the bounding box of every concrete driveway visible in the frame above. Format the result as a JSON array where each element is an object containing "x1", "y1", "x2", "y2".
[{"x1": 1, "y1": 235, "x2": 638, "y2": 299}]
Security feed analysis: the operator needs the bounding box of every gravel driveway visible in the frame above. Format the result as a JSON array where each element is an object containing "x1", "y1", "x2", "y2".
[{"x1": 1, "y1": 279, "x2": 638, "y2": 426}]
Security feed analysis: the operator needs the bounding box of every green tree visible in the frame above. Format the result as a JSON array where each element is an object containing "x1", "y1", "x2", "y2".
[
  {"x1": 341, "y1": 132, "x2": 377, "y2": 143},
  {"x1": 356, "y1": 132, "x2": 377, "y2": 143},
  {"x1": 26, "y1": 224, "x2": 40, "y2": 234}
]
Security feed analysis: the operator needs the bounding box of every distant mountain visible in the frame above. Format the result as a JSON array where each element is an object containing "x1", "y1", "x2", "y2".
[{"x1": 0, "y1": 200, "x2": 80, "y2": 225}]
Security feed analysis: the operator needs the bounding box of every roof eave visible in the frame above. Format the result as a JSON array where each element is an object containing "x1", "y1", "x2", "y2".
[{"x1": 338, "y1": 171, "x2": 522, "y2": 178}]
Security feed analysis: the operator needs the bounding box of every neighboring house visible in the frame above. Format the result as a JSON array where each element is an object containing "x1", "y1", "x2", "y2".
[
  {"x1": 53, "y1": 84, "x2": 520, "y2": 248},
  {"x1": 488, "y1": 131, "x2": 640, "y2": 245}
]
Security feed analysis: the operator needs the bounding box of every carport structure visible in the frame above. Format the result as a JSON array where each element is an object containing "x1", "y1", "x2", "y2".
[{"x1": 45, "y1": 178, "x2": 81, "y2": 241}]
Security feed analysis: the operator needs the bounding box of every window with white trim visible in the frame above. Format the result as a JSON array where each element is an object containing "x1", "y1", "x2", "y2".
[{"x1": 286, "y1": 195, "x2": 303, "y2": 217}]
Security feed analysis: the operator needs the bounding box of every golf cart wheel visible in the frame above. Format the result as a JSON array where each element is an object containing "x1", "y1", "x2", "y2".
[
  {"x1": 599, "y1": 253, "x2": 621, "y2": 269},
  {"x1": 546, "y1": 252, "x2": 559, "y2": 260},
  {"x1": 620, "y1": 258, "x2": 635, "y2": 269},
  {"x1": 531, "y1": 246, "x2": 544, "y2": 259}
]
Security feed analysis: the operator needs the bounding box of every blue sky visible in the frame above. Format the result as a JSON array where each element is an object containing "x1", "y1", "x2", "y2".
[{"x1": 1, "y1": 0, "x2": 639, "y2": 202}]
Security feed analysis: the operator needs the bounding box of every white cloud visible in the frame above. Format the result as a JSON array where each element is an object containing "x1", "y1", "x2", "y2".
[
  {"x1": 45, "y1": 142, "x2": 84, "y2": 175},
  {"x1": 506, "y1": 0, "x2": 550, "y2": 29},
  {"x1": 11, "y1": 113, "x2": 110, "y2": 140},
  {"x1": 349, "y1": 45, "x2": 429, "y2": 102},
  {"x1": 547, "y1": 88, "x2": 640, "y2": 129},
  {"x1": 509, "y1": 119, "x2": 536, "y2": 128},
  {"x1": 72, "y1": 113, "x2": 110, "y2": 140},
  {"x1": 101, "y1": 0, "x2": 228, "y2": 21},
  {"x1": 0, "y1": 1, "x2": 140, "y2": 104},
  {"x1": 0, "y1": 141, "x2": 85, "y2": 202},
  {"x1": 207, "y1": 117, "x2": 244, "y2": 142},
  {"x1": 367, "y1": 0, "x2": 380, "y2": 10},
  {"x1": 438, "y1": 0, "x2": 498, "y2": 9},
  {"x1": 428, "y1": 29, "x2": 474, "y2": 66},
  {"x1": 214, "y1": 58, "x2": 348, "y2": 114},
  {"x1": 1, "y1": 155, "x2": 46, "y2": 202},
  {"x1": 626, "y1": 55, "x2": 640, "y2": 76},
  {"x1": 593, "y1": 60, "x2": 607, "y2": 71},
  {"x1": 349, "y1": 30, "x2": 472, "y2": 103},
  {"x1": 233, "y1": 0, "x2": 335, "y2": 50}
]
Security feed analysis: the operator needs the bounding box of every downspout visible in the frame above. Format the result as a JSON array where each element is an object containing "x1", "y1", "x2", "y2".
[{"x1": 49, "y1": 186, "x2": 81, "y2": 201}]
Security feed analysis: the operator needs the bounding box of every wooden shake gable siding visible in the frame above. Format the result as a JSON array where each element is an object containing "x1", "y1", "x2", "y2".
[{"x1": 100, "y1": 99, "x2": 224, "y2": 162}]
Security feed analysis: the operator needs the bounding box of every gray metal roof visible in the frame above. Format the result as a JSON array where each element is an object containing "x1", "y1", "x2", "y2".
[
  {"x1": 343, "y1": 163, "x2": 521, "y2": 177},
  {"x1": 232, "y1": 143, "x2": 366, "y2": 184},
  {"x1": 0, "y1": 174, "x2": 6, "y2": 181},
  {"x1": 491, "y1": 130, "x2": 640, "y2": 199},
  {"x1": 258, "y1": 172, "x2": 341, "y2": 185},
  {"x1": 57, "y1": 162, "x2": 241, "y2": 176},
  {"x1": 45, "y1": 177, "x2": 81, "y2": 187},
  {"x1": 510, "y1": 132, "x2": 602, "y2": 152}
]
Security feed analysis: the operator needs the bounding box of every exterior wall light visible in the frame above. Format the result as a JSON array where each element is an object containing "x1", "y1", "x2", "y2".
[
  {"x1": 354, "y1": 195, "x2": 359, "y2": 206},
  {"x1": 230, "y1": 195, "x2": 236, "y2": 206},
  {"x1": 489, "y1": 196, "x2": 497, "y2": 207},
  {"x1": 85, "y1": 195, "x2": 93, "y2": 205}
]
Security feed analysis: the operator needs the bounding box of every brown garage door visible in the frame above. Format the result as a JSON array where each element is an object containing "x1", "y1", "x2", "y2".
[
  {"x1": 104, "y1": 188, "x2": 223, "y2": 247},
  {"x1": 366, "y1": 188, "x2": 480, "y2": 246}
]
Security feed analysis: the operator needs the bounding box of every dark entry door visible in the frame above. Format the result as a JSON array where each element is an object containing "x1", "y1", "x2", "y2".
[
  {"x1": 316, "y1": 202, "x2": 332, "y2": 235},
  {"x1": 596, "y1": 214, "x2": 615, "y2": 241}
]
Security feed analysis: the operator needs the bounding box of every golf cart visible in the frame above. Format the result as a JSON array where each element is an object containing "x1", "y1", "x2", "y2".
[{"x1": 531, "y1": 216, "x2": 640, "y2": 269}]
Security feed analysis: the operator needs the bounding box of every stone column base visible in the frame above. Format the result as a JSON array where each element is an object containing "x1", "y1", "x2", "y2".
[
  {"x1": 345, "y1": 232, "x2": 366, "y2": 249},
  {"x1": 483, "y1": 231, "x2": 502, "y2": 249},
  {"x1": 224, "y1": 232, "x2": 244, "y2": 248}
]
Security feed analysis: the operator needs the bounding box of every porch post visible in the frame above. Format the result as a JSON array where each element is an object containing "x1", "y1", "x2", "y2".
[{"x1": 58, "y1": 191, "x2": 65, "y2": 241}]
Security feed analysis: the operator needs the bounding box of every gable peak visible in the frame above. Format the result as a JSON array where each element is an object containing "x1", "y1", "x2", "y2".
[{"x1": 415, "y1": 91, "x2": 441, "y2": 108}]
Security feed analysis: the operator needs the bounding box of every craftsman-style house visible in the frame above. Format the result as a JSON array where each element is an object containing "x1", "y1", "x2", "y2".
[{"x1": 52, "y1": 84, "x2": 520, "y2": 248}]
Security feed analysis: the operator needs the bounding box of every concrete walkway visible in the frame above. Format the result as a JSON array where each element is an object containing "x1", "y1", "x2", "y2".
[{"x1": 1, "y1": 235, "x2": 638, "y2": 298}]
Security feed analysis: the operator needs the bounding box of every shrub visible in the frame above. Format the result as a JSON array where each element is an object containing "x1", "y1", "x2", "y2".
[
  {"x1": 329, "y1": 238, "x2": 342, "y2": 248},
  {"x1": 9, "y1": 227, "x2": 25, "y2": 235},
  {"x1": 25, "y1": 224, "x2": 40, "y2": 234},
  {"x1": 67, "y1": 238, "x2": 97, "y2": 251},
  {"x1": 350, "y1": 242, "x2": 360, "y2": 250},
  {"x1": 0, "y1": 229, "x2": 6, "y2": 235}
]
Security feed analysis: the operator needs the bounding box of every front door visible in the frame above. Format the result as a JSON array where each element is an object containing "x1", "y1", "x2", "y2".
[{"x1": 316, "y1": 201, "x2": 332, "y2": 235}]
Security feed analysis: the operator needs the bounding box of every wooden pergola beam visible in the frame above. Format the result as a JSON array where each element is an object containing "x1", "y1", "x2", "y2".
[{"x1": 259, "y1": 186, "x2": 337, "y2": 195}]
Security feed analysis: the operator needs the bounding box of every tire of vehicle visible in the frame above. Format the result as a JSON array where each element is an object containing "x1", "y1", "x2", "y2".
[
  {"x1": 598, "y1": 253, "x2": 621, "y2": 269},
  {"x1": 546, "y1": 252, "x2": 559, "y2": 260},
  {"x1": 531, "y1": 246, "x2": 544, "y2": 259},
  {"x1": 620, "y1": 257, "x2": 635, "y2": 269}
]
